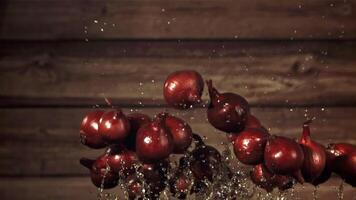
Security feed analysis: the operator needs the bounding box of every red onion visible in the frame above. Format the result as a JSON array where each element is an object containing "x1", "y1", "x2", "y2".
[
  {"x1": 273, "y1": 174, "x2": 295, "y2": 191},
  {"x1": 163, "y1": 70, "x2": 204, "y2": 109},
  {"x1": 264, "y1": 136, "x2": 304, "y2": 177},
  {"x1": 250, "y1": 164, "x2": 275, "y2": 192},
  {"x1": 327, "y1": 143, "x2": 356, "y2": 187},
  {"x1": 141, "y1": 161, "x2": 169, "y2": 198},
  {"x1": 125, "y1": 113, "x2": 151, "y2": 150},
  {"x1": 169, "y1": 170, "x2": 190, "y2": 199},
  {"x1": 106, "y1": 145, "x2": 138, "y2": 177},
  {"x1": 206, "y1": 80, "x2": 250, "y2": 133},
  {"x1": 135, "y1": 115, "x2": 173, "y2": 163},
  {"x1": 125, "y1": 174, "x2": 143, "y2": 200},
  {"x1": 159, "y1": 112, "x2": 193, "y2": 154},
  {"x1": 233, "y1": 128, "x2": 269, "y2": 165},
  {"x1": 80, "y1": 156, "x2": 119, "y2": 189},
  {"x1": 80, "y1": 110, "x2": 107, "y2": 149},
  {"x1": 299, "y1": 120, "x2": 326, "y2": 183},
  {"x1": 245, "y1": 115, "x2": 262, "y2": 129},
  {"x1": 190, "y1": 134, "x2": 222, "y2": 181},
  {"x1": 98, "y1": 109, "x2": 131, "y2": 143}
]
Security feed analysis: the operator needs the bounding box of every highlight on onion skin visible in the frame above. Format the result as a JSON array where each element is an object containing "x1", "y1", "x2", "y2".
[
  {"x1": 233, "y1": 128, "x2": 270, "y2": 165},
  {"x1": 163, "y1": 70, "x2": 204, "y2": 109},
  {"x1": 299, "y1": 120, "x2": 326, "y2": 183},
  {"x1": 311, "y1": 150, "x2": 334, "y2": 186},
  {"x1": 80, "y1": 110, "x2": 107, "y2": 149},
  {"x1": 264, "y1": 136, "x2": 304, "y2": 177},
  {"x1": 125, "y1": 113, "x2": 151, "y2": 151},
  {"x1": 105, "y1": 145, "x2": 138, "y2": 177},
  {"x1": 206, "y1": 80, "x2": 250, "y2": 133},
  {"x1": 159, "y1": 112, "x2": 193, "y2": 154},
  {"x1": 98, "y1": 109, "x2": 131, "y2": 143},
  {"x1": 135, "y1": 115, "x2": 174, "y2": 163},
  {"x1": 328, "y1": 144, "x2": 356, "y2": 187},
  {"x1": 80, "y1": 156, "x2": 119, "y2": 189}
]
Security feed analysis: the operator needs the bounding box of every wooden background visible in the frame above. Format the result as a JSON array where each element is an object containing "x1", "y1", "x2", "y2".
[{"x1": 1, "y1": 0, "x2": 356, "y2": 199}]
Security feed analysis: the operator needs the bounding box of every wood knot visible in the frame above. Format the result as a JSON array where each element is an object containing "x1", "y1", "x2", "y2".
[{"x1": 291, "y1": 56, "x2": 319, "y2": 76}]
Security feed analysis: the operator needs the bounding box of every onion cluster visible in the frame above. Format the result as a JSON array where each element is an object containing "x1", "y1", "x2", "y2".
[{"x1": 79, "y1": 70, "x2": 355, "y2": 199}]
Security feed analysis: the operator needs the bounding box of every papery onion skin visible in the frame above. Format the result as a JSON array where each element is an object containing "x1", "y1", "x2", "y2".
[
  {"x1": 80, "y1": 110, "x2": 107, "y2": 149},
  {"x1": 206, "y1": 80, "x2": 250, "y2": 133},
  {"x1": 163, "y1": 70, "x2": 204, "y2": 109},
  {"x1": 264, "y1": 136, "x2": 304, "y2": 175},
  {"x1": 233, "y1": 128, "x2": 269, "y2": 165}
]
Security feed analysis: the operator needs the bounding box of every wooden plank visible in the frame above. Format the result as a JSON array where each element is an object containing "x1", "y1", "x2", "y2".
[
  {"x1": 1, "y1": 0, "x2": 356, "y2": 40},
  {"x1": 0, "y1": 107, "x2": 355, "y2": 176},
  {"x1": 1, "y1": 41, "x2": 356, "y2": 107},
  {"x1": 0, "y1": 177, "x2": 355, "y2": 200}
]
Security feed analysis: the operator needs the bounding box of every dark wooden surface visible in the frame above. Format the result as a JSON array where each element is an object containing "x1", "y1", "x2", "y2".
[
  {"x1": 1, "y1": 0, "x2": 356, "y2": 199},
  {"x1": 1, "y1": 0, "x2": 356, "y2": 40},
  {"x1": 1, "y1": 41, "x2": 356, "y2": 107}
]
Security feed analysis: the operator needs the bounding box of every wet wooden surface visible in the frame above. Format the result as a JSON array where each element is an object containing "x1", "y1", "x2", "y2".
[{"x1": 1, "y1": 1, "x2": 356, "y2": 199}]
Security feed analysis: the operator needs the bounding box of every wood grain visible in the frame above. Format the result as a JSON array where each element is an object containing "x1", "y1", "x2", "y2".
[
  {"x1": 0, "y1": 177, "x2": 355, "y2": 200},
  {"x1": 0, "y1": 107, "x2": 355, "y2": 176},
  {"x1": 1, "y1": 41, "x2": 356, "y2": 107},
  {"x1": 1, "y1": 0, "x2": 356, "y2": 40}
]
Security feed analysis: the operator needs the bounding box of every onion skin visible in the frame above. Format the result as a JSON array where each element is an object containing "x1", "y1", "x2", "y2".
[
  {"x1": 245, "y1": 115, "x2": 262, "y2": 129},
  {"x1": 125, "y1": 113, "x2": 151, "y2": 150},
  {"x1": 190, "y1": 144, "x2": 222, "y2": 181},
  {"x1": 273, "y1": 175, "x2": 295, "y2": 191},
  {"x1": 250, "y1": 164, "x2": 275, "y2": 192},
  {"x1": 141, "y1": 161, "x2": 169, "y2": 197},
  {"x1": 206, "y1": 80, "x2": 250, "y2": 133},
  {"x1": 80, "y1": 156, "x2": 119, "y2": 189},
  {"x1": 125, "y1": 175, "x2": 143, "y2": 200},
  {"x1": 80, "y1": 110, "x2": 107, "y2": 149},
  {"x1": 299, "y1": 120, "x2": 326, "y2": 183},
  {"x1": 233, "y1": 128, "x2": 269, "y2": 165},
  {"x1": 160, "y1": 113, "x2": 193, "y2": 154},
  {"x1": 98, "y1": 110, "x2": 131, "y2": 143},
  {"x1": 327, "y1": 143, "x2": 356, "y2": 187},
  {"x1": 311, "y1": 150, "x2": 333, "y2": 186},
  {"x1": 135, "y1": 115, "x2": 174, "y2": 163},
  {"x1": 169, "y1": 171, "x2": 190, "y2": 199},
  {"x1": 163, "y1": 70, "x2": 204, "y2": 109},
  {"x1": 106, "y1": 145, "x2": 138, "y2": 177},
  {"x1": 264, "y1": 136, "x2": 304, "y2": 176}
]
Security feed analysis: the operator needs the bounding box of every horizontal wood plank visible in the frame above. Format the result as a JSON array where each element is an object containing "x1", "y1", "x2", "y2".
[
  {"x1": 0, "y1": 107, "x2": 355, "y2": 176},
  {"x1": 1, "y1": 41, "x2": 356, "y2": 107},
  {"x1": 0, "y1": 177, "x2": 355, "y2": 200},
  {"x1": 1, "y1": 0, "x2": 356, "y2": 40}
]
